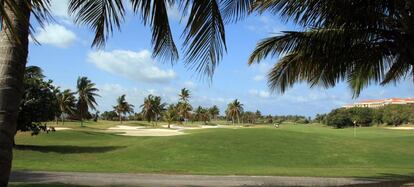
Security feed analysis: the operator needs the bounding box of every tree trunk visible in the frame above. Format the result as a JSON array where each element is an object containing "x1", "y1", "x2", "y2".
[
  {"x1": 119, "y1": 113, "x2": 122, "y2": 124},
  {"x1": 61, "y1": 115, "x2": 64, "y2": 125},
  {"x1": 0, "y1": 0, "x2": 31, "y2": 185}
]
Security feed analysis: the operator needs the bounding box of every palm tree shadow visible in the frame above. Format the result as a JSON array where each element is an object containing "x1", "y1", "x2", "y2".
[{"x1": 14, "y1": 145, "x2": 126, "y2": 154}]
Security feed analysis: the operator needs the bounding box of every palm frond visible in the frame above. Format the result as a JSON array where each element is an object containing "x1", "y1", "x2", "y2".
[
  {"x1": 220, "y1": 0, "x2": 253, "y2": 23},
  {"x1": 68, "y1": 0, "x2": 125, "y2": 47},
  {"x1": 253, "y1": 28, "x2": 396, "y2": 96},
  {"x1": 130, "y1": 0, "x2": 178, "y2": 62},
  {"x1": 182, "y1": 0, "x2": 227, "y2": 78}
]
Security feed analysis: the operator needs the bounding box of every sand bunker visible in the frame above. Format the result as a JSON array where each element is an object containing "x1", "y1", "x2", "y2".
[
  {"x1": 107, "y1": 125, "x2": 184, "y2": 136},
  {"x1": 53, "y1": 127, "x2": 72, "y2": 131},
  {"x1": 386, "y1": 127, "x2": 414, "y2": 130}
]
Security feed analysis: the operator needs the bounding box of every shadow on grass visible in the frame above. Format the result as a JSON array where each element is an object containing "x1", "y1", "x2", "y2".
[{"x1": 14, "y1": 145, "x2": 126, "y2": 154}]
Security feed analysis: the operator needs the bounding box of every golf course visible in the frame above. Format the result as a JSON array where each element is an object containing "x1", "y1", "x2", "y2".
[{"x1": 12, "y1": 121, "x2": 414, "y2": 179}]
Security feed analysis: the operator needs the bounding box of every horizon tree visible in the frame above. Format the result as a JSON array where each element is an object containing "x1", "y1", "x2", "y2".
[
  {"x1": 163, "y1": 104, "x2": 178, "y2": 128},
  {"x1": 226, "y1": 99, "x2": 244, "y2": 124},
  {"x1": 194, "y1": 106, "x2": 210, "y2": 124},
  {"x1": 113, "y1": 94, "x2": 134, "y2": 124},
  {"x1": 177, "y1": 88, "x2": 192, "y2": 122},
  {"x1": 140, "y1": 94, "x2": 166, "y2": 126},
  {"x1": 209, "y1": 105, "x2": 220, "y2": 121},
  {"x1": 56, "y1": 89, "x2": 77, "y2": 124},
  {"x1": 76, "y1": 77, "x2": 99, "y2": 127}
]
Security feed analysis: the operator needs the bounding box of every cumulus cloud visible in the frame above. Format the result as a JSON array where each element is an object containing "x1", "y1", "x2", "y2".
[
  {"x1": 88, "y1": 50, "x2": 176, "y2": 83},
  {"x1": 33, "y1": 24, "x2": 76, "y2": 48},
  {"x1": 249, "y1": 89, "x2": 271, "y2": 99}
]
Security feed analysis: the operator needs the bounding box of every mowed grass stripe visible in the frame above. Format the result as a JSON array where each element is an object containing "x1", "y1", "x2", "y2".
[{"x1": 12, "y1": 122, "x2": 414, "y2": 178}]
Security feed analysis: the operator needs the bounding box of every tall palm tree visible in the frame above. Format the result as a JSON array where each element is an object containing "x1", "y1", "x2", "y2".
[
  {"x1": 56, "y1": 89, "x2": 77, "y2": 124},
  {"x1": 226, "y1": 99, "x2": 244, "y2": 124},
  {"x1": 0, "y1": 0, "x2": 239, "y2": 183},
  {"x1": 178, "y1": 88, "x2": 192, "y2": 122},
  {"x1": 113, "y1": 94, "x2": 134, "y2": 124},
  {"x1": 141, "y1": 95, "x2": 155, "y2": 123},
  {"x1": 140, "y1": 94, "x2": 166, "y2": 126},
  {"x1": 179, "y1": 88, "x2": 190, "y2": 103},
  {"x1": 209, "y1": 105, "x2": 220, "y2": 120},
  {"x1": 76, "y1": 77, "x2": 99, "y2": 127},
  {"x1": 248, "y1": 1, "x2": 414, "y2": 97},
  {"x1": 163, "y1": 104, "x2": 178, "y2": 128}
]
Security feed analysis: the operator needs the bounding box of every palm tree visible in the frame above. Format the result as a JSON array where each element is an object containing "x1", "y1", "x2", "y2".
[
  {"x1": 141, "y1": 95, "x2": 155, "y2": 123},
  {"x1": 226, "y1": 99, "x2": 244, "y2": 124},
  {"x1": 179, "y1": 88, "x2": 190, "y2": 103},
  {"x1": 248, "y1": 1, "x2": 414, "y2": 97},
  {"x1": 195, "y1": 106, "x2": 210, "y2": 125},
  {"x1": 209, "y1": 105, "x2": 220, "y2": 120},
  {"x1": 56, "y1": 89, "x2": 77, "y2": 124},
  {"x1": 76, "y1": 77, "x2": 99, "y2": 127},
  {"x1": 163, "y1": 104, "x2": 178, "y2": 128},
  {"x1": 140, "y1": 94, "x2": 166, "y2": 126},
  {"x1": 178, "y1": 88, "x2": 192, "y2": 122},
  {"x1": 113, "y1": 94, "x2": 134, "y2": 124}
]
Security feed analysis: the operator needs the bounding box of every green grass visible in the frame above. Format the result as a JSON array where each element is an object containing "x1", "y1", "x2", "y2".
[{"x1": 12, "y1": 121, "x2": 414, "y2": 179}]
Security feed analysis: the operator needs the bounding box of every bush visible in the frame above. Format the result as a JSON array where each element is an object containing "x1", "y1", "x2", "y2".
[
  {"x1": 326, "y1": 109, "x2": 353, "y2": 128},
  {"x1": 382, "y1": 105, "x2": 412, "y2": 126}
]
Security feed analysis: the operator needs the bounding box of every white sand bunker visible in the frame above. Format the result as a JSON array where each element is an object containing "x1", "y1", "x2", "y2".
[
  {"x1": 161, "y1": 124, "x2": 220, "y2": 129},
  {"x1": 386, "y1": 127, "x2": 414, "y2": 130},
  {"x1": 53, "y1": 127, "x2": 72, "y2": 131},
  {"x1": 107, "y1": 125, "x2": 184, "y2": 136}
]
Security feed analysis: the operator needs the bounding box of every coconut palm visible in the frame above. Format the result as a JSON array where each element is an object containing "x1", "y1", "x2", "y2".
[
  {"x1": 0, "y1": 0, "x2": 240, "y2": 183},
  {"x1": 195, "y1": 106, "x2": 210, "y2": 124},
  {"x1": 248, "y1": 1, "x2": 414, "y2": 97},
  {"x1": 140, "y1": 94, "x2": 166, "y2": 126},
  {"x1": 141, "y1": 95, "x2": 155, "y2": 123},
  {"x1": 226, "y1": 99, "x2": 244, "y2": 124},
  {"x1": 56, "y1": 89, "x2": 77, "y2": 124},
  {"x1": 113, "y1": 94, "x2": 134, "y2": 124},
  {"x1": 163, "y1": 104, "x2": 178, "y2": 128},
  {"x1": 208, "y1": 105, "x2": 220, "y2": 120},
  {"x1": 76, "y1": 77, "x2": 99, "y2": 127},
  {"x1": 179, "y1": 88, "x2": 190, "y2": 103}
]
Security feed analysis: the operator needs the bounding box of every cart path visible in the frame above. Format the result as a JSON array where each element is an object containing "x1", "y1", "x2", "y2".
[{"x1": 9, "y1": 170, "x2": 407, "y2": 187}]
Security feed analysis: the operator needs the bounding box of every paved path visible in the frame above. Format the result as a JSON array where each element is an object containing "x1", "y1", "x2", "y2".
[{"x1": 9, "y1": 171, "x2": 399, "y2": 187}]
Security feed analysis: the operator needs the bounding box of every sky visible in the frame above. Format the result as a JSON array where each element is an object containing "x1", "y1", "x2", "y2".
[{"x1": 28, "y1": 1, "x2": 413, "y2": 117}]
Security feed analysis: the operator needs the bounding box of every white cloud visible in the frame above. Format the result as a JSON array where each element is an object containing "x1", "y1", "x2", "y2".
[
  {"x1": 253, "y1": 75, "x2": 265, "y2": 81},
  {"x1": 183, "y1": 81, "x2": 197, "y2": 89},
  {"x1": 49, "y1": 0, "x2": 75, "y2": 25},
  {"x1": 33, "y1": 24, "x2": 76, "y2": 48},
  {"x1": 249, "y1": 89, "x2": 271, "y2": 99},
  {"x1": 88, "y1": 49, "x2": 176, "y2": 83},
  {"x1": 245, "y1": 15, "x2": 288, "y2": 34}
]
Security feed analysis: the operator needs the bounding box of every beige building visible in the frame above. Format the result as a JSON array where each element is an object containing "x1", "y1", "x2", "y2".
[{"x1": 343, "y1": 98, "x2": 414, "y2": 108}]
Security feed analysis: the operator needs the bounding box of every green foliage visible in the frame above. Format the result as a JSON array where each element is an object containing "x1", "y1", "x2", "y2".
[
  {"x1": 100, "y1": 111, "x2": 118, "y2": 121},
  {"x1": 17, "y1": 66, "x2": 59, "y2": 135},
  {"x1": 140, "y1": 95, "x2": 166, "y2": 123},
  {"x1": 382, "y1": 105, "x2": 412, "y2": 126},
  {"x1": 326, "y1": 109, "x2": 354, "y2": 128},
  {"x1": 113, "y1": 94, "x2": 134, "y2": 122},
  {"x1": 76, "y1": 77, "x2": 99, "y2": 125},
  {"x1": 326, "y1": 105, "x2": 414, "y2": 127}
]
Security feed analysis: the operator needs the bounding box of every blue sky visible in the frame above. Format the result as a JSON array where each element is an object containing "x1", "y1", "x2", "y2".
[{"x1": 28, "y1": 1, "x2": 413, "y2": 117}]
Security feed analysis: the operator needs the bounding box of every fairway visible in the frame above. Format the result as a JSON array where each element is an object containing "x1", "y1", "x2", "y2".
[{"x1": 12, "y1": 121, "x2": 414, "y2": 179}]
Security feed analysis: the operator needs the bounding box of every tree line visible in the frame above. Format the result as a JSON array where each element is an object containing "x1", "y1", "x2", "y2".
[{"x1": 315, "y1": 105, "x2": 414, "y2": 128}]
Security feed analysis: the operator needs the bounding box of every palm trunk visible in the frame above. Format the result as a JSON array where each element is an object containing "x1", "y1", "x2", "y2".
[
  {"x1": 61, "y1": 115, "x2": 64, "y2": 125},
  {"x1": 0, "y1": 0, "x2": 31, "y2": 185}
]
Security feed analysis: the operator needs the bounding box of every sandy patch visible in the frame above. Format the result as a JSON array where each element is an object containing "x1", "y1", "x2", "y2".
[
  {"x1": 107, "y1": 125, "x2": 184, "y2": 136},
  {"x1": 108, "y1": 125, "x2": 146, "y2": 130},
  {"x1": 53, "y1": 127, "x2": 72, "y2": 131},
  {"x1": 386, "y1": 127, "x2": 414, "y2": 130}
]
